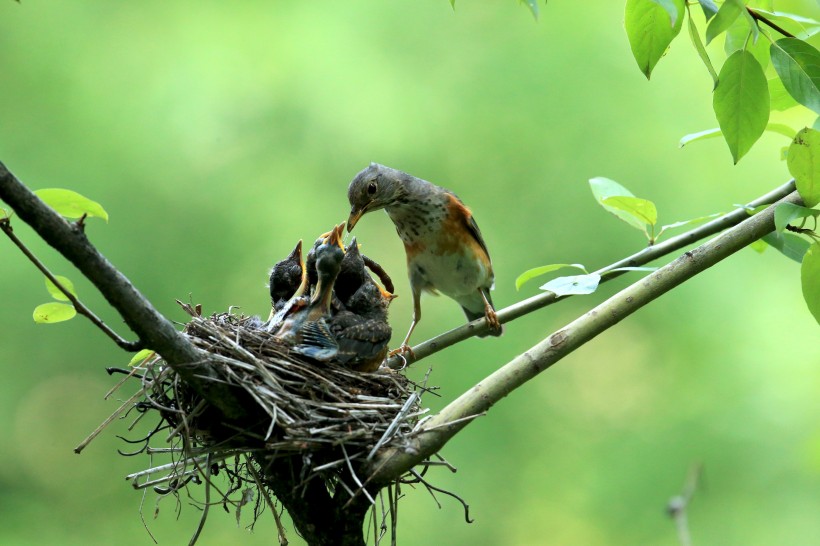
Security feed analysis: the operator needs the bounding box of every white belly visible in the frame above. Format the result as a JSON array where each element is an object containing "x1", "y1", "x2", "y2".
[{"x1": 410, "y1": 248, "x2": 490, "y2": 300}]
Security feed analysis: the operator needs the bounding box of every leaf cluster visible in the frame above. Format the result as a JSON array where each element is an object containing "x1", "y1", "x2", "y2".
[{"x1": 626, "y1": 0, "x2": 820, "y2": 166}]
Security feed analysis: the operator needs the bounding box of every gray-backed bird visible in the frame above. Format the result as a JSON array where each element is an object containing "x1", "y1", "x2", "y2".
[{"x1": 347, "y1": 163, "x2": 502, "y2": 354}]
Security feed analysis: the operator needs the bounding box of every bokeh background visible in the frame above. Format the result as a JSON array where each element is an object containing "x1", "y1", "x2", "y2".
[{"x1": 1, "y1": 1, "x2": 818, "y2": 545}]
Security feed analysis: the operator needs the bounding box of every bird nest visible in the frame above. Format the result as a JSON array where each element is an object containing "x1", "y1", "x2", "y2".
[{"x1": 94, "y1": 303, "x2": 433, "y2": 543}]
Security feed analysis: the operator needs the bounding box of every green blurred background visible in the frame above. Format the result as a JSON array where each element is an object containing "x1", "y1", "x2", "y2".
[{"x1": 1, "y1": 1, "x2": 818, "y2": 544}]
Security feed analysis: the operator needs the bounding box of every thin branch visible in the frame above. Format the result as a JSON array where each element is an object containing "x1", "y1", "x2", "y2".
[
  {"x1": 188, "y1": 453, "x2": 212, "y2": 546},
  {"x1": 747, "y1": 8, "x2": 796, "y2": 39},
  {"x1": 74, "y1": 385, "x2": 148, "y2": 454},
  {"x1": 367, "y1": 188, "x2": 803, "y2": 483},
  {"x1": 407, "y1": 468, "x2": 473, "y2": 523},
  {"x1": 667, "y1": 463, "x2": 704, "y2": 546},
  {"x1": 0, "y1": 160, "x2": 248, "y2": 420},
  {"x1": 386, "y1": 179, "x2": 796, "y2": 368},
  {"x1": 0, "y1": 216, "x2": 143, "y2": 351},
  {"x1": 245, "y1": 456, "x2": 288, "y2": 546}
]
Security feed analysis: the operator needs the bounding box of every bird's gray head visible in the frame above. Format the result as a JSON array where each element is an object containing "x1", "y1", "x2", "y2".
[{"x1": 346, "y1": 163, "x2": 407, "y2": 232}]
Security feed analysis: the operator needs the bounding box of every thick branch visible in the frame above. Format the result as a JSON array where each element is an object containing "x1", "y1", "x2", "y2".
[
  {"x1": 387, "y1": 179, "x2": 796, "y2": 368},
  {"x1": 368, "y1": 189, "x2": 803, "y2": 483},
  {"x1": 258, "y1": 456, "x2": 371, "y2": 546},
  {"x1": 0, "y1": 161, "x2": 247, "y2": 420}
]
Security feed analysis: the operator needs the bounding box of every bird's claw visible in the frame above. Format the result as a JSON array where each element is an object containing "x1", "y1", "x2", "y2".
[
  {"x1": 485, "y1": 308, "x2": 502, "y2": 332},
  {"x1": 388, "y1": 344, "x2": 415, "y2": 359}
]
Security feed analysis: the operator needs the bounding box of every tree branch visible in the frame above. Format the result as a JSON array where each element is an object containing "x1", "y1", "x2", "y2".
[
  {"x1": 0, "y1": 161, "x2": 248, "y2": 420},
  {"x1": 0, "y1": 216, "x2": 143, "y2": 351},
  {"x1": 747, "y1": 8, "x2": 796, "y2": 39},
  {"x1": 367, "y1": 188, "x2": 803, "y2": 483},
  {"x1": 387, "y1": 179, "x2": 797, "y2": 368}
]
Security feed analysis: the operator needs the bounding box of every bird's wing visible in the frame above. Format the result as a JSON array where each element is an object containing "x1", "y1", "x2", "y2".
[
  {"x1": 449, "y1": 193, "x2": 492, "y2": 262},
  {"x1": 293, "y1": 320, "x2": 339, "y2": 361}
]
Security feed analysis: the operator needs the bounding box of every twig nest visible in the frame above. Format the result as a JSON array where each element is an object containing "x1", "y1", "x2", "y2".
[
  {"x1": 182, "y1": 308, "x2": 419, "y2": 455},
  {"x1": 113, "y1": 306, "x2": 427, "y2": 541}
]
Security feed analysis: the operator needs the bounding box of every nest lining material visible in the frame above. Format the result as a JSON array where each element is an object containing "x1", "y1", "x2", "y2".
[{"x1": 119, "y1": 305, "x2": 429, "y2": 499}]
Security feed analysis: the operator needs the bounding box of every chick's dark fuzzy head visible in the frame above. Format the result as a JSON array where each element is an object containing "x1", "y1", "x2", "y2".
[
  {"x1": 269, "y1": 240, "x2": 304, "y2": 306},
  {"x1": 347, "y1": 163, "x2": 406, "y2": 232},
  {"x1": 314, "y1": 224, "x2": 346, "y2": 277},
  {"x1": 335, "y1": 237, "x2": 366, "y2": 304},
  {"x1": 315, "y1": 242, "x2": 345, "y2": 277}
]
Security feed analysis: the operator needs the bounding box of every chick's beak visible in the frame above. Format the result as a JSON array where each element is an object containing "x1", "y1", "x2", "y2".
[
  {"x1": 324, "y1": 223, "x2": 346, "y2": 250},
  {"x1": 289, "y1": 240, "x2": 303, "y2": 263},
  {"x1": 379, "y1": 286, "x2": 398, "y2": 304}
]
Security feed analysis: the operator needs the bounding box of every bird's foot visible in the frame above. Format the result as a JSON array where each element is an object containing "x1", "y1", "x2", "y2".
[
  {"x1": 485, "y1": 307, "x2": 502, "y2": 332},
  {"x1": 388, "y1": 344, "x2": 415, "y2": 359}
]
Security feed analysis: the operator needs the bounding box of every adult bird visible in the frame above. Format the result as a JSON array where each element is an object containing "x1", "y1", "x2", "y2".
[
  {"x1": 347, "y1": 163, "x2": 502, "y2": 354},
  {"x1": 272, "y1": 224, "x2": 346, "y2": 361}
]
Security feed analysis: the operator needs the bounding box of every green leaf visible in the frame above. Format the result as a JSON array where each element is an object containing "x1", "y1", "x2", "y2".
[
  {"x1": 679, "y1": 123, "x2": 791, "y2": 148},
  {"x1": 724, "y1": 15, "x2": 768, "y2": 69},
  {"x1": 787, "y1": 127, "x2": 820, "y2": 206},
  {"x1": 651, "y1": 0, "x2": 681, "y2": 26},
  {"x1": 33, "y1": 302, "x2": 76, "y2": 324},
  {"x1": 625, "y1": 0, "x2": 685, "y2": 79},
  {"x1": 45, "y1": 275, "x2": 77, "y2": 301},
  {"x1": 801, "y1": 243, "x2": 820, "y2": 324},
  {"x1": 769, "y1": 77, "x2": 800, "y2": 111},
  {"x1": 749, "y1": 239, "x2": 768, "y2": 253},
  {"x1": 762, "y1": 231, "x2": 811, "y2": 263},
  {"x1": 34, "y1": 188, "x2": 109, "y2": 222},
  {"x1": 687, "y1": 6, "x2": 719, "y2": 88},
  {"x1": 589, "y1": 176, "x2": 635, "y2": 200},
  {"x1": 705, "y1": 0, "x2": 744, "y2": 45},
  {"x1": 741, "y1": 204, "x2": 770, "y2": 215},
  {"x1": 742, "y1": 7, "x2": 759, "y2": 46},
  {"x1": 128, "y1": 348, "x2": 156, "y2": 367},
  {"x1": 540, "y1": 273, "x2": 601, "y2": 296},
  {"x1": 601, "y1": 196, "x2": 658, "y2": 226},
  {"x1": 770, "y1": 38, "x2": 820, "y2": 115},
  {"x1": 774, "y1": 202, "x2": 820, "y2": 232},
  {"x1": 679, "y1": 127, "x2": 722, "y2": 147},
  {"x1": 697, "y1": 0, "x2": 719, "y2": 21},
  {"x1": 752, "y1": 10, "x2": 820, "y2": 39},
  {"x1": 713, "y1": 50, "x2": 770, "y2": 163},
  {"x1": 764, "y1": 123, "x2": 796, "y2": 139},
  {"x1": 515, "y1": 263, "x2": 588, "y2": 291},
  {"x1": 658, "y1": 212, "x2": 723, "y2": 233},
  {"x1": 520, "y1": 0, "x2": 539, "y2": 20},
  {"x1": 590, "y1": 177, "x2": 651, "y2": 232}
]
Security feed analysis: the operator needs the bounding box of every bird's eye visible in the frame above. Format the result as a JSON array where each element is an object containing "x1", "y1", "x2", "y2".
[{"x1": 367, "y1": 181, "x2": 378, "y2": 195}]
